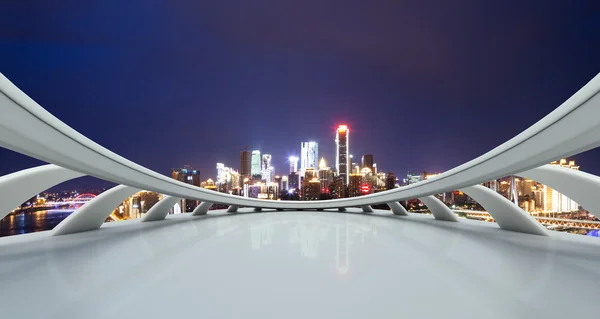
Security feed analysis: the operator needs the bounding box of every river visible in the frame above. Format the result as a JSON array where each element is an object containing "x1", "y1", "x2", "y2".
[{"x1": 0, "y1": 209, "x2": 75, "y2": 237}]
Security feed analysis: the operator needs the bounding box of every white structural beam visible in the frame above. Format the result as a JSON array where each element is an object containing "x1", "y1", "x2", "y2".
[
  {"x1": 387, "y1": 201, "x2": 409, "y2": 216},
  {"x1": 460, "y1": 185, "x2": 548, "y2": 236},
  {"x1": 142, "y1": 196, "x2": 182, "y2": 222},
  {"x1": 0, "y1": 164, "x2": 85, "y2": 220},
  {"x1": 1, "y1": 72, "x2": 600, "y2": 210},
  {"x1": 361, "y1": 205, "x2": 374, "y2": 213},
  {"x1": 418, "y1": 196, "x2": 458, "y2": 222},
  {"x1": 227, "y1": 205, "x2": 238, "y2": 213},
  {"x1": 517, "y1": 165, "x2": 600, "y2": 216},
  {"x1": 191, "y1": 201, "x2": 213, "y2": 216},
  {"x1": 51, "y1": 185, "x2": 140, "y2": 236}
]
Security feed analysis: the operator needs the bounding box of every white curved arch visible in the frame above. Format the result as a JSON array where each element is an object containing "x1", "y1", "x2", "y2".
[
  {"x1": 361, "y1": 205, "x2": 374, "y2": 213},
  {"x1": 51, "y1": 185, "x2": 140, "y2": 236},
  {"x1": 142, "y1": 196, "x2": 182, "y2": 222},
  {"x1": 418, "y1": 196, "x2": 458, "y2": 222},
  {"x1": 191, "y1": 201, "x2": 213, "y2": 216},
  {"x1": 1, "y1": 72, "x2": 600, "y2": 212},
  {"x1": 459, "y1": 185, "x2": 548, "y2": 236},
  {"x1": 517, "y1": 165, "x2": 600, "y2": 216},
  {"x1": 387, "y1": 201, "x2": 409, "y2": 216},
  {"x1": 0, "y1": 164, "x2": 85, "y2": 220}
]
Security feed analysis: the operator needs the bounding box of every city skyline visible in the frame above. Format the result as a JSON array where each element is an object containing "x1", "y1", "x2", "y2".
[{"x1": 1, "y1": 1, "x2": 600, "y2": 191}]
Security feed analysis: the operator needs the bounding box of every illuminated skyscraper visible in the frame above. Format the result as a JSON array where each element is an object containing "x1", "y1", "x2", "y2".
[
  {"x1": 251, "y1": 150, "x2": 261, "y2": 177},
  {"x1": 335, "y1": 125, "x2": 349, "y2": 185},
  {"x1": 216, "y1": 163, "x2": 226, "y2": 184},
  {"x1": 265, "y1": 166, "x2": 275, "y2": 183},
  {"x1": 289, "y1": 156, "x2": 299, "y2": 173},
  {"x1": 300, "y1": 141, "x2": 318, "y2": 178},
  {"x1": 318, "y1": 158, "x2": 333, "y2": 192},
  {"x1": 240, "y1": 149, "x2": 251, "y2": 178},
  {"x1": 261, "y1": 154, "x2": 272, "y2": 180},
  {"x1": 362, "y1": 154, "x2": 374, "y2": 172}
]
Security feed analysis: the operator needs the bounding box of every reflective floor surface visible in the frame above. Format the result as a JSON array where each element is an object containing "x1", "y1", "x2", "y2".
[{"x1": 1, "y1": 209, "x2": 599, "y2": 318}]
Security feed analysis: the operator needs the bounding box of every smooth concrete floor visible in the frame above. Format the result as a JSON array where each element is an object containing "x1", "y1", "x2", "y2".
[{"x1": 1, "y1": 209, "x2": 599, "y2": 318}]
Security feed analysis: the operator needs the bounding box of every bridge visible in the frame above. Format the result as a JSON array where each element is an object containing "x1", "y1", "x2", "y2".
[{"x1": 1, "y1": 71, "x2": 600, "y2": 318}]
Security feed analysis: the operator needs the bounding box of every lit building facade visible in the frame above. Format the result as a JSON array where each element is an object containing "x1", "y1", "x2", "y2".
[
  {"x1": 261, "y1": 154, "x2": 272, "y2": 177},
  {"x1": 251, "y1": 150, "x2": 261, "y2": 177},
  {"x1": 304, "y1": 167, "x2": 317, "y2": 181},
  {"x1": 302, "y1": 179, "x2": 321, "y2": 201},
  {"x1": 300, "y1": 141, "x2": 318, "y2": 178},
  {"x1": 216, "y1": 163, "x2": 240, "y2": 193},
  {"x1": 240, "y1": 149, "x2": 251, "y2": 178},
  {"x1": 171, "y1": 167, "x2": 201, "y2": 187},
  {"x1": 348, "y1": 174, "x2": 362, "y2": 197},
  {"x1": 171, "y1": 166, "x2": 201, "y2": 211},
  {"x1": 289, "y1": 156, "x2": 299, "y2": 173},
  {"x1": 318, "y1": 158, "x2": 333, "y2": 193},
  {"x1": 335, "y1": 125, "x2": 349, "y2": 185},
  {"x1": 281, "y1": 175, "x2": 289, "y2": 190},
  {"x1": 542, "y1": 159, "x2": 580, "y2": 213},
  {"x1": 288, "y1": 172, "x2": 300, "y2": 190},
  {"x1": 385, "y1": 172, "x2": 396, "y2": 190},
  {"x1": 264, "y1": 166, "x2": 275, "y2": 183},
  {"x1": 362, "y1": 154, "x2": 374, "y2": 172},
  {"x1": 406, "y1": 172, "x2": 421, "y2": 185}
]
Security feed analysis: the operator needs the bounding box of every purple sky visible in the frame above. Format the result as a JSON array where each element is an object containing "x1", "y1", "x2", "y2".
[{"x1": 1, "y1": 0, "x2": 599, "y2": 190}]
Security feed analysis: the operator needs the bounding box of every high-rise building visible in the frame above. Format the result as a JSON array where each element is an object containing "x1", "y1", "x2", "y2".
[
  {"x1": 240, "y1": 150, "x2": 251, "y2": 178},
  {"x1": 288, "y1": 172, "x2": 300, "y2": 190},
  {"x1": 261, "y1": 154, "x2": 272, "y2": 180},
  {"x1": 350, "y1": 155, "x2": 359, "y2": 175},
  {"x1": 274, "y1": 175, "x2": 283, "y2": 191},
  {"x1": 348, "y1": 174, "x2": 362, "y2": 197},
  {"x1": 281, "y1": 176, "x2": 289, "y2": 190},
  {"x1": 171, "y1": 167, "x2": 201, "y2": 186},
  {"x1": 386, "y1": 172, "x2": 396, "y2": 190},
  {"x1": 362, "y1": 154, "x2": 374, "y2": 172},
  {"x1": 171, "y1": 167, "x2": 200, "y2": 211},
  {"x1": 335, "y1": 125, "x2": 349, "y2": 185},
  {"x1": 216, "y1": 163, "x2": 226, "y2": 184},
  {"x1": 289, "y1": 156, "x2": 299, "y2": 173},
  {"x1": 265, "y1": 166, "x2": 275, "y2": 183},
  {"x1": 318, "y1": 158, "x2": 333, "y2": 192},
  {"x1": 302, "y1": 179, "x2": 321, "y2": 201},
  {"x1": 300, "y1": 141, "x2": 318, "y2": 177},
  {"x1": 251, "y1": 150, "x2": 261, "y2": 177}
]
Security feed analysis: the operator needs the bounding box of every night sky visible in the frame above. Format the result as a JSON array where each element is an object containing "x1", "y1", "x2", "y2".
[{"x1": 1, "y1": 1, "x2": 599, "y2": 190}]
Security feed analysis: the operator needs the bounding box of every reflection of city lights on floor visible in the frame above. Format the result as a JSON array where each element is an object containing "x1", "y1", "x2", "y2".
[{"x1": 245, "y1": 214, "x2": 378, "y2": 274}]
